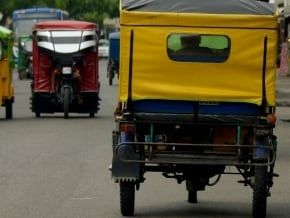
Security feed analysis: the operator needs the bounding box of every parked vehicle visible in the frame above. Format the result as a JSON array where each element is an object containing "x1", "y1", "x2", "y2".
[
  {"x1": 98, "y1": 39, "x2": 109, "y2": 58},
  {"x1": 107, "y1": 32, "x2": 120, "y2": 85},
  {"x1": 111, "y1": 0, "x2": 279, "y2": 217},
  {"x1": 12, "y1": 8, "x2": 69, "y2": 79},
  {"x1": 30, "y1": 20, "x2": 100, "y2": 118},
  {"x1": 0, "y1": 25, "x2": 14, "y2": 119}
]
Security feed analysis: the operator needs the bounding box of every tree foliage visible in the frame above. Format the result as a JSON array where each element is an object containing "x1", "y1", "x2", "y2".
[{"x1": 0, "y1": 0, "x2": 119, "y2": 28}]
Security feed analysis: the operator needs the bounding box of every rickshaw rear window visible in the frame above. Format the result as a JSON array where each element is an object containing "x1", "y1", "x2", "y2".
[
  {"x1": 37, "y1": 34, "x2": 96, "y2": 44},
  {"x1": 167, "y1": 34, "x2": 230, "y2": 63},
  {"x1": 37, "y1": 35, "x2": 81, "y2": 44},
  {"x1": 53, "y1": 37, "x2": 81, "y2": 44}
]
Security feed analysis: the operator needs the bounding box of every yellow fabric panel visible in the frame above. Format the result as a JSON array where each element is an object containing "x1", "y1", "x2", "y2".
[
  {"x1": 0, "y1": 60, "x2": 3, "y2": 102},
  {"x1": 0, "y1": 59, "x2": 13, "y2": 101},
  {"x1": 120, "y1": 11, "x2": 278, "y2": 29},
  {"x1": 118, "y1": 26, "x2": 277, "y2": 106},
  {"x1": 0, "y1": 59, "x2": 8, "y2": 101}
]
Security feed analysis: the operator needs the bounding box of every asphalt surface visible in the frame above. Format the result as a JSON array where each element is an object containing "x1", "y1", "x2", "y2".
[
  {"x1": 0, "y1": 59, "x2": 289, "y2": 218},
  {"x1": 276, "y1": 74, "x2": 290, "y2": 106}
]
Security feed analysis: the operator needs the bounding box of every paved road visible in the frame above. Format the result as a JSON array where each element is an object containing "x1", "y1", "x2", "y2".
[
  {"x1": 0, "y1": 59, "x2": 289, "y2": 218},
  {"x1": 276, "y1": 74, "x2": 290, "y2": 106}
]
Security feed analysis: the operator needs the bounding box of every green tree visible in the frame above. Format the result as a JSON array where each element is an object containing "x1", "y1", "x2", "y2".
[{"x1": 0, "y1": 0, "x2": 119, "y2": 27}]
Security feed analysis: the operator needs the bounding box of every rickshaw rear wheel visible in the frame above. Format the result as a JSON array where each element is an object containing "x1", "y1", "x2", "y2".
[
  {"x1": 109, "y1": 76, "x2": 113, "y2": 85},
  {"x1": 89, "y1": 112, "x2": 95, "y2": 118},
  {"x1": 107, "y1": 63, "x2": 113, "y2": 85},
  {"x1": 186, "y1": 180, "x2": 198, "y2": 203},
  {"x1": 109, "y1": 71, "x2": 114, "y2": 85},
  {"x1": 35, "y1": 112, "x2": 40, "y2": 118},
  {"x1": 252, "y1": 164, "x2": 268, "y2": 218},
  {"x1": 5, "y1": 100, "x2": 13, "y2": 119},
  {"x1": 18, "y1": 71, "x2": 25, "y2": 80},
  {"x1": 120, "y1": 181, "x2": 135, "y2": 216},
  {"x1": 187, "y1": 190, "x2": 198, "y2": 203},
  {"x1": 63, "y1": 87, "x2": 70, "y2": 119}
]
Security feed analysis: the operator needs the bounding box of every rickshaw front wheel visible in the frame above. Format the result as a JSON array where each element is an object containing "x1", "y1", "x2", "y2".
[
  {"x1": 252, "y1": 164, "x2": 268, "y2": 218},
  {"x1": 120, "y1": 181, "x2": 135, "y2": 216}
]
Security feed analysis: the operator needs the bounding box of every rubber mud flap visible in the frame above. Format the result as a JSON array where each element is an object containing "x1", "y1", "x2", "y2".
[{"x1": 112, "y1": 144, "x2": 140, "y2": 180}]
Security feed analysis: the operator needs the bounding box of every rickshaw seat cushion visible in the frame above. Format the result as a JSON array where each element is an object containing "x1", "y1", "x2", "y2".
[{"x1": 132, "y1": 100, "x2": 259, "y2": 116}]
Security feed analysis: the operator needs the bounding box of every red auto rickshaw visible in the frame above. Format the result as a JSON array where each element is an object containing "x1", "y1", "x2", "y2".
[{"x1": 30, "y1": 20, "x2": 100, "y2": 118}]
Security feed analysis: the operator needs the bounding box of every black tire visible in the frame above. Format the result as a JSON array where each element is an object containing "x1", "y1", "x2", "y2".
[
  {"x1": 188, "y1": 190, "x2": 198, "y2": 204},
  {"x1": 5, "y1": 100, "x2": 13, "y2": 119},
  {"x1": 18, "y1": 71, "x2": 25, "y2": 80},
  {"x1": 120, "y1": 181, "x2": 135, "y2": 216},
  {"x1": 28, "y1": 61, "x2": 33, "y2": 79},
  {"x1": 252, "y1": 165, "x2": 268, "y2": 218},
  {"x1": 89, "y1": 112, "x2": 95, "y2": 118},
  {"x1": 109, "y1": 71, "x2": 114, "y2": 85},
  {"x1": 63, "y1": 87, "x2": 70, "y2": 119},
  {"x1": 35, "y1": 112, "x2": 40, "y2": 118}
]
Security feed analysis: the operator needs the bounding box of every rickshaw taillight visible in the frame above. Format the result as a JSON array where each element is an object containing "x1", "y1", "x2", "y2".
[
  {"x1": 53, "y1": 68, "x2": 60, "y2": 75},
  {"x1": 119, "y1": 123, "x2": 135, "y2": 143},
  {"x1": 120, "y1": 123, "x2": 135, "y2": 133}
]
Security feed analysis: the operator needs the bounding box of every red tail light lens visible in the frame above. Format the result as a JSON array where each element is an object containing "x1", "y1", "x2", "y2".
[{"x1": 120, "y1": 123, "x2": 135, "y2": 133}]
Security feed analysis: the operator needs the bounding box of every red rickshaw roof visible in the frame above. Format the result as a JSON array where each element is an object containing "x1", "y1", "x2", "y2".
[{"x1": 33, "y1": 20, "x2": 98, "y2": 31}]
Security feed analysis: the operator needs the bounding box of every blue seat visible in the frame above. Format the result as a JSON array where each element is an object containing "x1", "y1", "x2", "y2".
[{"x1": 132, "y1": 100, "x2": 259, "y2": 116}]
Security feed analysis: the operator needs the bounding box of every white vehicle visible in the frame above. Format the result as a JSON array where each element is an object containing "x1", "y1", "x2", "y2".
[{"x1": 98, "y1": 39, "x2": 109, "y2": 58}]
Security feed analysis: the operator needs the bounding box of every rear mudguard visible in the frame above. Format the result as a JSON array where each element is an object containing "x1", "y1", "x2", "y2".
[{"x1": 112, "y1": 143, "x2": 140, "y2": 182}]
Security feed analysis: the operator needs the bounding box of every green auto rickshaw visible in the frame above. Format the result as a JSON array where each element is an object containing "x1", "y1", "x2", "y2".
[
  {"x1": 0, "y1": 25, "x2": 14, "y2": 119},
  {"x1": 17, "y1": 35, "x2": 33, "y2": 79}
]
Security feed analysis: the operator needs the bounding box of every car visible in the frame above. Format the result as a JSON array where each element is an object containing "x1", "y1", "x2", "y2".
[{"x1": 98, "y1": 39, "x2": 109, "y2": 58}]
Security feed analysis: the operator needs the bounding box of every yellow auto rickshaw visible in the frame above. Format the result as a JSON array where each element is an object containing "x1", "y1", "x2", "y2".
[
  {"x1": 111, "y1": 0, "x2": 279, "y2": 217},
  {"x1": 0, "y1": 25, "x2": 14, "y2": 119}
]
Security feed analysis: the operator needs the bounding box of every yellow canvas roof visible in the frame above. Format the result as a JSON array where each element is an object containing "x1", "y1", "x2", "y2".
[{"x1": 118, "y1": 0, "x2": 279, "y2": 106}]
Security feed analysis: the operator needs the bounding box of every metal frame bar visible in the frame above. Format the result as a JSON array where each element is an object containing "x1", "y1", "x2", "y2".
[{"x1": 115, "y1": 141, "x2": 276, "y2": 167}]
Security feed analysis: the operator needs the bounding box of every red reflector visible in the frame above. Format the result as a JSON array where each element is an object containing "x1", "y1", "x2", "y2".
[
  {"x1": 266, "y1": 114, "x2": 277, "y2": 124},
  {"x1": 120, "y1": 124, "x2": 135, "y2": 132}
]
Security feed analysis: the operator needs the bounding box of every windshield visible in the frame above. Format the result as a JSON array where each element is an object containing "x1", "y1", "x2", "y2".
[{"x1": 14, "y1": 18, "x2": 58, "y2": 39}]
